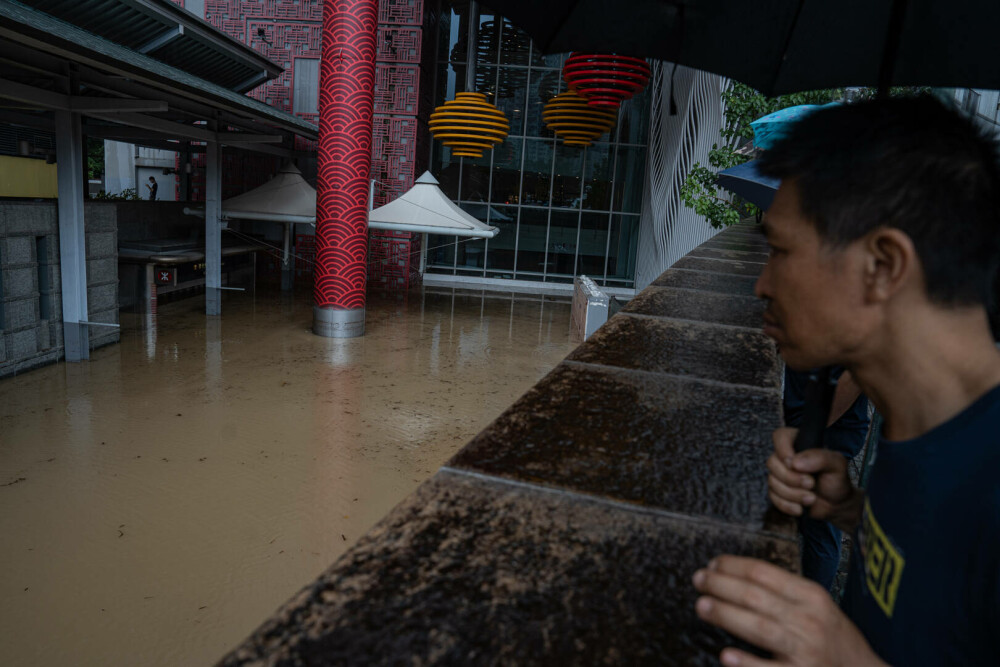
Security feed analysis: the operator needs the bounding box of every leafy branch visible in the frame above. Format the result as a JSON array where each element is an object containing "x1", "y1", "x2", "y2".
[
  {"x1": 681, "y1": 82, "x2": 844, "y2": 229},
  {"x1": 681, "y1": 84, "x2": 932, "y2": 229}
]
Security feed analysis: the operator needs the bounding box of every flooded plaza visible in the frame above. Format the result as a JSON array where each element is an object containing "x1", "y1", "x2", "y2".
[{"x1": 0, "y1": 287, "x2": 577, "y2": 666}]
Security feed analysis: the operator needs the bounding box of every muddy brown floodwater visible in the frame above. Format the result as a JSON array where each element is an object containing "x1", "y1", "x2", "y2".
[{"x1": 0, "y1": 287, "x2": 576, "y2": 666}]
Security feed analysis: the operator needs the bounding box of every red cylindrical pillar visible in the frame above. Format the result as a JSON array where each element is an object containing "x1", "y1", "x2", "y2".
[{"x1": 313, "y1": 0, "x2": 377, "y2": 338}]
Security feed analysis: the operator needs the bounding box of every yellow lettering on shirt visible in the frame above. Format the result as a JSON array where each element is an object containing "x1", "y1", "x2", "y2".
[{"x1": 862, "y1": 497, "x2": 905, "y2": 618}]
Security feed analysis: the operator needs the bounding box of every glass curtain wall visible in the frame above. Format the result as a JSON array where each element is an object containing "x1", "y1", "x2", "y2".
[{"x1": 427, "y1": 0, "x2": 649, "y2": 287}]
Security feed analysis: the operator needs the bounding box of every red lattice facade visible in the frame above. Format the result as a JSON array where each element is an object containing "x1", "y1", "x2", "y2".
[
  {"x1": 367, "y1": 230, "x2": 422, "y2": 289},
  {"x1": 171, "y1": 0, "x2": 430, "y2": 290}
]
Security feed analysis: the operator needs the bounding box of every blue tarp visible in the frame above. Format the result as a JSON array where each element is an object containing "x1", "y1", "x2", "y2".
[{"x1": 750, "y1": 103, "x2": 839, "y2": 150}]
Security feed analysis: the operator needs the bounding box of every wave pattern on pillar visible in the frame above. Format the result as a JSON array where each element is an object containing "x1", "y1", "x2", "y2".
[{"x1": 315, "y1": 0, "x2": 377, "y2": 313}]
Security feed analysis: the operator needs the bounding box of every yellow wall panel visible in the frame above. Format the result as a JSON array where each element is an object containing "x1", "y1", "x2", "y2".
[{"x1": 0, "y1": 156, "x2": 59, "y2": 198}]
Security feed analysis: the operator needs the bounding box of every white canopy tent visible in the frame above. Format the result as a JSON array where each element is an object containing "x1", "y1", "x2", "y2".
[
  {"x1": 367, "y1": 171, "x2": 500, "y2": 276},
  {"x1": 183, "y1": 162, "x2": 315, "y2": 288},
  {"x1": 185, "y1": 168, "x2": 499, "y2": 284},
  {"x1": 367, "y1": 171, "x2": 500, "y2": 239},
  {"x1": 219, "y1": 162, "x2": 315, "y2": 287},
  {"x1": 220, "y1": 162, "x2": 317, "y2": 225}
]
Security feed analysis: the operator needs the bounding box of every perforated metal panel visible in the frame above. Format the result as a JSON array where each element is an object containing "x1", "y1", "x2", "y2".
[
  {"x1": 371, "y1": 116, "x2": 417, "y2": 206},
  {"x1": 635, "y1": 63, "x2": 727, "y2": 291},
  {"x1": 378, "y1": 27, "x2": 421, "y2": 63},
  {"x1": 374, "y1": 64, "x2": 420, "y2": 115},
  {"x1": 378, "y1": 0, "x2": 422, "y2": 26}
]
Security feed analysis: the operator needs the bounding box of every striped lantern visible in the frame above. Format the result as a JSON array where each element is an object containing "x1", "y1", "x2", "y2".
[
  {"x1": 542, "y1": 90, "x2": 617, "y2": 147},
  {"x1": 428, "y1": 92, "x2": 510, "y2": 159},
  {"x1": 563, "y1": 53, "x2": 651, "y2": 108}
]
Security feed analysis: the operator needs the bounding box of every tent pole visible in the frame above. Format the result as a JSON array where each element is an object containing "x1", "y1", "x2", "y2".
[
  {"x1": 281, "y1": 223, "x2": 293, "y2": 291},
  {"x1": 420, "y1": 232, "x2": 428, "y2": 275}
]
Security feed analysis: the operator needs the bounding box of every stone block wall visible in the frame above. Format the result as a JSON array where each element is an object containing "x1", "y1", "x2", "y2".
[
  {"x1": 84, "y1": 203, "x2": 119, "y2": 349},
  {"x1": 0, "y1": 202, "x2": 119, "y2": 378},
  {"x1": 220, "y1": 222, "x2": 795, "y2": 664}
]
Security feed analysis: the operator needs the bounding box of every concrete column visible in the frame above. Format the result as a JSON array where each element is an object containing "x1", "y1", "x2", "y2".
[
  {"x1": 55, "y1": 110, "x2": 89, "y2": 361},
  {"x1": 312, "y1": 0, "x2": 378, "y2": 338},
  {"x1": 205, "y1": 136, "x2": 222, "y2": 316}
]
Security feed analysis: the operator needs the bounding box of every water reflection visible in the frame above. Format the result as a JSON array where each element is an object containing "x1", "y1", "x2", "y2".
[{"x1": 0, "y1": 286, "x2": 575, "y2": 666}]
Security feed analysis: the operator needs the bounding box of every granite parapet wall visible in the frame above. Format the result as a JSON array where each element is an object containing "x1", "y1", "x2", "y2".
[
  {"x1": 0, "y1": 202, "x2": 119, "y2": 378},
  {"x1": 220, "y1": 222, "x2": 794, "y2": 665}
]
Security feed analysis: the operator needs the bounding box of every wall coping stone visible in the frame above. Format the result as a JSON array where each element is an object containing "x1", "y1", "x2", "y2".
[{"x1": 219, "y1": 222, "x2": 792, "y2": 665}]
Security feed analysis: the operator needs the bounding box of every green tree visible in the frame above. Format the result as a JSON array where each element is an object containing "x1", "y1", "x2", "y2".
[
  {"x1": 681, "y1": 84, "x2": 934, "y2": 228},
  {"x1": 680, "y1": 83, "x2": 843, "y2": 229},
  {"x1": 86, "y1": 138, "x2": 104, "y2": 180}
]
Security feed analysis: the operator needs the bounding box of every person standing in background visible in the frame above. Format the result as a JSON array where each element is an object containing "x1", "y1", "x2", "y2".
[{"x1": 146, "y1": 176, "x2": 158, "y2": 201}]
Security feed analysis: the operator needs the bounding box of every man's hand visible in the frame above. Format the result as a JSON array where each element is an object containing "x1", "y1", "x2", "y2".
[
  {"x1": 692, "y1": 556, "x2": 886, "y2": 667},
  {"x1": 765, "y1": 427, "x2": 864, "y2": 533}
]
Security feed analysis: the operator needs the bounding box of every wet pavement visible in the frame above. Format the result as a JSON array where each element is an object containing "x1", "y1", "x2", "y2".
[{"x1": 0, "y1": 287, "x2": 576, "y2": 666}]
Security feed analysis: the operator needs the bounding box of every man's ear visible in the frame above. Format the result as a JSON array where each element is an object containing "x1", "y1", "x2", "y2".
[{"x1": 863, "y1": 227, "x2": 917, "y2": 303}]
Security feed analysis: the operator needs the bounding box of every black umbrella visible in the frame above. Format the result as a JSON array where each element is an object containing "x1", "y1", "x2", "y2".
[{"x1": 480, "y1": 0, "x2": 1000, "y2": 95}]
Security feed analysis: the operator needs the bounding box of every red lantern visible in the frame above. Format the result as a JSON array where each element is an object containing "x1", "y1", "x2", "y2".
[{"x1": 563, "y1": 53, "x2": 651, "y2": 108}]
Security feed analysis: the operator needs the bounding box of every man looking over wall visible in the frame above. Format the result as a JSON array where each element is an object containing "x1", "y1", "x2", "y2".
[{"x1": 693, "y1": 97, "x2": 1000, "y2": 665}]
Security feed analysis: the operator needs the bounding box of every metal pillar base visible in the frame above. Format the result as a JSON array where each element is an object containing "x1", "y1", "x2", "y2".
[
  {"x1": 281, "y1": 265, "x2": 294, "y2": 291},
  {"x1": 313, "y1": 306, "x2": 365, "y2": 338},
  {"x1": 206, "y1": 287, "x2": 222, "y2": 316},
  {"x1": 62, "y1": 321, "x2": 90, "y2": 362}
]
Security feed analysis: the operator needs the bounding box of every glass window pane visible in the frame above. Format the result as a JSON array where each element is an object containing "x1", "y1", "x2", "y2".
[
  {"x1": 441, "y1": 0, "x2": 470, "y2": 64},
  {"x1": 520, "y1": 139, "x2": 554, "y2": 207},
  {"x1": 551, "y1": 142, "x2": 584, "y2": 208},
  {"x1": 436, "y1": 62, "x2": 467, "y2": 108},
  {"x1": 578, "y1": 212, "x2": 611, "y2": 277},
  {"x1": 458, "y1": 201, "x2": 492, "y2": 224},
  {"x1": 547, "y1": 210, "x2": 580, "y2": 276},
  {"x1": 474, "y1": 64, "x2": 497, "y2": 99},
  {"x1": 516, "y1": 207, "x2": 549, "y2": 274},
  {"x1": 459, "y1": 154, "x2": 491, "y2": 201},
  {"x1": 533, "y1": 50, "x2": 565, "y2": 70},
  {"x1": 456, "y1": 236, "x2": 487, "y2": 270},
  {"x1": 427, "y1": 233, "x2": 456, "y2": 269},
  {"x1": 485, "y1": 205, "x2": 518, "y2": 273},
  {"x1": 612, "y1": 146, "x2": 646, "y2": 214},
  {"x1": 498, "y1": 20, "x2": 531, "y2": 66},
  {"x1": 493, "y1": 67, "x2": 528, "y2": 136},
  {"x1": 525, "y1": 69, "x2": 562, "y2": 139},
  {"x1": 431, "y1": 142, "x2": 460, "y2": 198},
  {"x1": 617, "y1": 88, "x2": 651, "y2": 145},
  {"x1": 582, "y1": 143, "x2": 613, "y2": 211},
  {"x1": 474, "y1": 10, "x2": 500, "y2": 65},
  {"x1": 490, "y1": 139, "x2": 522, "y2": 204},
  {"x1": 606, "y1": 214, "x2": 640, "y2": 281}
]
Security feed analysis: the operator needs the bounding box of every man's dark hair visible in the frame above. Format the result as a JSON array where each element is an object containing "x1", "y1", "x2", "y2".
[{"x1": 757, "y1": 95, "x2": 1000, "y2": 313}]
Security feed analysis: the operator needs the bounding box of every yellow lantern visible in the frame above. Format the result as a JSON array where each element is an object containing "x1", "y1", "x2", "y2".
[
  {"x1": 429, "y1": 92, "x2": 510, "y2": 159},
  {"x1": 542, "y1": 90, "x2": 617, "y2": 147}
]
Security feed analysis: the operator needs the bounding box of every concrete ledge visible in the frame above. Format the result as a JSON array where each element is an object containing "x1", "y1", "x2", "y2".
[
  {"x1": 221, "y1": 471, "x2": 796, "y2": 666},
  {"x1": 219, "y1": 224, "x2": 792, "y2": 664}
]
